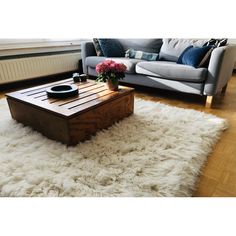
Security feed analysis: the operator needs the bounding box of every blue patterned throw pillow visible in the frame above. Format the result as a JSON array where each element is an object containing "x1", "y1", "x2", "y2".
[
  {"x1": 177, "y1": 45, "x2": 213, "y2": 68},
  {"x1": 125, "y1": 48, "x2": 159, "y2": 61},
  {"x1": 98, "y1": 39, "x2": 125, "y2": 57},
  {"x1": 93, "y1": 38, "x2": 104, "y2": 56}
]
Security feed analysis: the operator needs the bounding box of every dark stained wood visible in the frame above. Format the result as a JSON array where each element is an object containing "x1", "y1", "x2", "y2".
[
  {"x1": 7, "y1": 98, "x2": 69, "y2": 144},
  {"x1": 28, "y1": 81, "x2": 94, "y2": 99},
  {"x1": 39, "y1": 82, "x2": 101, "y2": 101},
  {"x1": 6, "y1": 79, "x2": 134, "y2": 145},
  {"x1": 61, "y1": 90, "x2": 115, "y2": 109},
  {"x1": 19, "y1": 78, "x2": 74, "y2": 94},
  {"x1": 51, "y1": 84, "x2": 108, "y2": 106},
  {"x1": 68, "y1": 92, "x2": 134, "y2": 145}
]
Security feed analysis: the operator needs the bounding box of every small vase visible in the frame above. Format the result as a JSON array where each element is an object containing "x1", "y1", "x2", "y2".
[{"x1": 106, "y1": 79, "x2": 119, "y2": 91}]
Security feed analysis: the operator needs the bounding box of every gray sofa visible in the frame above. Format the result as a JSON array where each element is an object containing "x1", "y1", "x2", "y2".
[{"x1": 81, "y1": 39, "x2": 236, "y2": 106}]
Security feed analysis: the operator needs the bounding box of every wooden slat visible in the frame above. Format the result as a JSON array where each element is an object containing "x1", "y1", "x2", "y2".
[
  {"x1": 40, "y1": 83, "x2": 105, "y2": 102},
  {"x1": 34, "y1": 82, "x2": 97, "y2": 100},
  {"x1": 26, "y1": 81, "x2": 75, "y2": 97},
  {"x1": 61, "y1": 89, "x2": 115, "y2": 109},
  {"x1": 54, "y1": 85, "x2": 108, "y2": 106},
  {"x1": 68, "y1": 89, "x2": 130, "y2": 113},
  {"x1": 6, "y1": 92, "x2": 73, "y2": 117},
  {"x1": 20, "y1": 78, "x2": 74, "y2": 94},
  {"x1": 26, "y1": 80, "x2": 94, "y2": 98}
]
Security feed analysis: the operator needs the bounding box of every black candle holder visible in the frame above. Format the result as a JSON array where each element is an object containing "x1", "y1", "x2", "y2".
[
  {"x1": 72, "y1": 73, "x2": 87, "y2": 83},
  {"x1": 72, "y1": 73, "x2": 80, "y2": 82},
  {"x1": 80, "y1": 74, "x2": 87, "y2": 82}
]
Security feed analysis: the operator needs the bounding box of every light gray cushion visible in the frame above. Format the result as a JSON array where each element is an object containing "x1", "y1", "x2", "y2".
[
  {"x1": 85, "y1": 56, "x2": 143, "y2": 74},
  {"x1": 118, "y1": 39, "x2": 163, "y2": 53},
  {"x1": 136, "y1": 61, "x2": 208, "y2": 82},
  {"x1": 159, "y1": 38, "x2": 209, "y2": 62},
  {"x1": 87, "y1": 67, "x2": 204, "y2": 95}
]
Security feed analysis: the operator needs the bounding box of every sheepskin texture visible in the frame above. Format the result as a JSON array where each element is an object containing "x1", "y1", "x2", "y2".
[{"x1": 0, "y1": 98, "x2": 227, "y2": 197}]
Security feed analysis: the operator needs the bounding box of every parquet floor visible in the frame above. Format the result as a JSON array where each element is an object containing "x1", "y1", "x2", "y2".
[{"x1": 1, "y1": 73, "x2": 236, "y2": 196}]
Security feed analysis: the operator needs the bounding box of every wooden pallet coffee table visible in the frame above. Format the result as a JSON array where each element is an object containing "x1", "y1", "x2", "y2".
[{"x1": 6, "y1": 79, "x2": 134, "y2": 145}]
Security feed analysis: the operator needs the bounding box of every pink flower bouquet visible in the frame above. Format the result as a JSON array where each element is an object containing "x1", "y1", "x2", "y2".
[{"x1": 95, "y1": 60, "x2": 127, "y2": 85}]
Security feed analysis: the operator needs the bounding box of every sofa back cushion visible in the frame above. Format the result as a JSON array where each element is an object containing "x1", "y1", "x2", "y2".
[
  {"x1": 159, "y1": 38, "x2": 209, "y2": 62},
  {"x1": 177, "y1": 45, "x2": 213, "y2": 68},
  {"x1": 118, "y1": 39, "x2": 163, "y2": 53},
  {"x1": 98, "y1": 39, "x2": 125, "y2": 57}
]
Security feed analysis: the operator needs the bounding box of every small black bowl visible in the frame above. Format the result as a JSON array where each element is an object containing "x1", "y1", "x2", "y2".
[{"x1": 46, "y1": 84, "x2": 78, "y2": 98}]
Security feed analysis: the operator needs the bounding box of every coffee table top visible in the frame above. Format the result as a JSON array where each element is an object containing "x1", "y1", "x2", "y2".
[{"x1": 6, "y1": 79, "x2": 134, "y2": 118}]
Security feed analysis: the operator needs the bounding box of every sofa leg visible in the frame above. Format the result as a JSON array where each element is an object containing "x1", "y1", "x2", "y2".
[
  {"x1": 205, "y1": 96, "x2": 213, "y2": 108},
  {"x1": 221, "y1": 83, "x2": 228, "y2": 95}
]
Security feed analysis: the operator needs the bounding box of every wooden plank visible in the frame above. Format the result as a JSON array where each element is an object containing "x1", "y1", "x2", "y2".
[
  {"x1": 7, "y1": 97, "x2": 69, "y2": 144},
  {"x1": 41, "y1": 83, "x2": 106, "y2": 103},
  {"x1": 6, "y1": 92, "x2": 73, "y2": 117},
  {"x1": 26, "y1": 80, "x2": 94, "y2": 98},
  {"x1": 55, "y1": 86, "x2": 109, "y2": 107},
  {"x1": 68, "y1": 91, "x2": 134, "y2": 145},
  {"x1": 20, "y1": 78, "x2": 74, "y2": 94},
  {"x1": 61, "y1": 89, "x2": 116, "y2": 109},
  {"x1": 34, "y1": 81, "x2": 98, "y2": 100},
  {"x1": 26, "y1": 81, "x2": 75, "y2": 96},
  {"x1": 68, "y1": 88, "x2": 132, "y2": 113},
  {"x1": 20, "y1": 79, "x2": 96, "y2": 96}
]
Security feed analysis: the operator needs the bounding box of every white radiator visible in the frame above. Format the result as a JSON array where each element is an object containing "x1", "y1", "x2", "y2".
[{"x1": 0, "y1": 52, "x2": 81, "y2": 84}]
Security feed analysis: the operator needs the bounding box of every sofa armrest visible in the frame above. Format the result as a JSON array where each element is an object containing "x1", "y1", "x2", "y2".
[
  {"x1": 203, "y1": 45, "x2": 236, "y2": 95},
  {"x1": 81, "y1": 41, "x2": 96, "y2": 74}
]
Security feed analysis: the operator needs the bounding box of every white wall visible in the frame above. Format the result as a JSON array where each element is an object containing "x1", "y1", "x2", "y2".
[
  {"x1": 228, "y1": 39, "x2": 236, "y2": 44},
  {"x1": 228, "y1": 39, "x2": 236, "y2": 69}
]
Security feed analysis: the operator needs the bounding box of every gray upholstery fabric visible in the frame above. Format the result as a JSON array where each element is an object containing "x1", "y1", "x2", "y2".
[
  {"x1": 87, "y1": 67, "x2": 204, "y2": 95},
  {"x1": 81, "y1": 39, "x2": 236, "y2": 97},
  {"x1": 118, "y1": 39, "x2": 163, "y2": 53},
  {"x1": 204, "y1": 45, "x2": 236, "y2": 95},
  {"x1": 85, "y1": 56, "x2": 106, "y2": 68},
  {"x1": 136, "y1": 61, "x2": 208, "y2": 82},
  {"x1": 81, "y1": 41, "x2": 97, "y2": 74},
  {"x1": 85, "y1": 56, "x2": 143, "y2": 74},
  {"x1": 159, "y1": 38, "x2": 209, "y2": 62},
  {"x1": 88, "y1": 67, "x2": 98, "y2": 77}
]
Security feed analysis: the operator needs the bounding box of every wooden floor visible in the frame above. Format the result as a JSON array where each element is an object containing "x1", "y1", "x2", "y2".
[{"x1": 1, "y1": 73, "x2": 236, "y2": 196}]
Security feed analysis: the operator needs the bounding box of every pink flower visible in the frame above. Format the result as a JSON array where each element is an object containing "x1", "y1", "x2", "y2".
[
  {"x1": 115, "y1": 63, "x2": 127, "y2": 72},
  {"x1": 95, "y1": 60, "x2": 127, "y2": 74},
  {"x1": 104, "y1": 60, "x2": 115, "y2": 66}
]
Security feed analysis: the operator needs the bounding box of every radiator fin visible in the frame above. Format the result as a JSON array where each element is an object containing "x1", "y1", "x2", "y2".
[{"x1": 0, "y1": 52, "x2": 81, "y2": 84}]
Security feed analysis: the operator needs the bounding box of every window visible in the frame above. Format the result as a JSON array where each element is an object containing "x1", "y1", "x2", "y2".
[{"x1": 0, "y1": 39, "x2": 89, "y2": 57}]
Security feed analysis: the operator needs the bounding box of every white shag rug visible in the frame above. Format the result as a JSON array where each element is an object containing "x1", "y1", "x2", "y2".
[{"x1": 0, "y1": 98, "x2": 227, "y2": 197}]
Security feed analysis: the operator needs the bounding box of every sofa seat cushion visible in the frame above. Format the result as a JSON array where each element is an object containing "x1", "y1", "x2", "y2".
[
  {"x1": 85, "y1": 56, "x2": 143, "y2": 74},
  {"x1": 136, "y1": 61, "x2": 208, "y2": 82}
]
